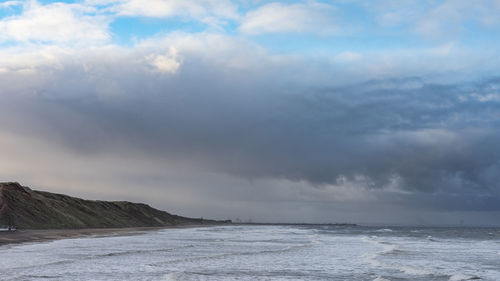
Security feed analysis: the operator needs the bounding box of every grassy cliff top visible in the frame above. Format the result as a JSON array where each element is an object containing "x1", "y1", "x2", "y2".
[{"x1": 0, "y1": 182, "x2": 229, "y2": 229}]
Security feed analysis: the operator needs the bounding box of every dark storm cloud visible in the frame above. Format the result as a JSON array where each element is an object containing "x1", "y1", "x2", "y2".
[
  {"x1": 2, "y1": 49, "x2": 499, "y2": 214},
  {"x1": 1, "y1": 38, "x2": 499, "y2": 221}
]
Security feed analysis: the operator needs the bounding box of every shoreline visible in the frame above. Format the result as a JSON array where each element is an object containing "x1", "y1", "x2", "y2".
[
  {"x1": 0, "y1": 224, "x2": 217, "y2": 247},
  {"x1": 0, "y1": 224, "x2": 353, "y2": 247}
]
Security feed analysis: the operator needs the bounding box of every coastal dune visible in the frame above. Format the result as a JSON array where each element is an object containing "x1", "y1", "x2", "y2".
[{"x1": 0, "y1": 182, "x2": 228, "y2": 229}]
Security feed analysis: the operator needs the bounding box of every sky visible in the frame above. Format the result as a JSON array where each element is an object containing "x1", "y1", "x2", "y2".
[{"x1": 1, "y1": 0, "x2": 500, "y2": 226}]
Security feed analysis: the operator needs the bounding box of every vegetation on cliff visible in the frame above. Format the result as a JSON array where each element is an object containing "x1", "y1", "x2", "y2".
[{"x1": 0, "y1": 182, "x2": 229, "y2": 229}]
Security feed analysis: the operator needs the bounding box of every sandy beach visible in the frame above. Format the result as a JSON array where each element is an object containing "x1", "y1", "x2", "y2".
[{"x1": 0, "y1": 227, "x2": 177, "y2": 246}]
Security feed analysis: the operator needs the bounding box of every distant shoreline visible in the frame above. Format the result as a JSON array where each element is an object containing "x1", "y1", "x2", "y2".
[
  {"x1": 4, "y1": 223, "x2": 495, "y2": 247},
  {"x1": 0, "y1": 225, "x2": 214, "y2": 247},
  {"x1": 235, "y1": 223, "x2": 357, "y2": 226},
  {"x1": 0, "y1": 223, "x2": 361, "y2": 247}
]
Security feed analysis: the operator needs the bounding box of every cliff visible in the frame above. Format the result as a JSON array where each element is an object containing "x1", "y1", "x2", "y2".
[{"x1": 0, "y1": 182, "x2": 229, "y2": 229}]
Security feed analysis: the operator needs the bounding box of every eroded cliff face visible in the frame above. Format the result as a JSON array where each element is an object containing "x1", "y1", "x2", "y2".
[
  {"x1": 0, "y1": 186, "x2": 5, "y2": 224},
  {"x1": 0, "y1": 182, "x2": 228, "y2": 229},
  {"x1": 0, "y1": 182, "x2": 23, "y2": 227}
]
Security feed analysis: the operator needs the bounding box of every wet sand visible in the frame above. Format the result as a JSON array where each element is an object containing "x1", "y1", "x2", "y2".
[{"x1": 0, "y1": 225, "x2": 206, "y2": 247}]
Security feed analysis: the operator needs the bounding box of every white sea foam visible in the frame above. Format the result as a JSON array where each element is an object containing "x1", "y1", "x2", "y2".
[
  {"x1": 0, "y1": 225, "x2": 499, "y2": 280},
  {"x1": 449, "y1": 273, "x2": 481, "y2": 281},
  {"x1": 426, "y1": 235, "x2": 438, "y2": 241},
  {"x1": 375, "y1": 228, "x2": 393, "y2": 232},
  {"x1": 373, "y1": 277, "x2": 391, "y2": 281},
  {"x1": 399, "y1": 265, "x2": 437, "y2": 276}
]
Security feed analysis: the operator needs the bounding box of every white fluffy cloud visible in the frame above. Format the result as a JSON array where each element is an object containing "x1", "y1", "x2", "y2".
[
  {"x1": 0, "y1": 1, "x2": 110, "y2": 44},
  {"x1": 0, "y1": 1, "x2": 22, "y2": 8},
  {"x1": 239, "y1": 2, "x2": 338, "y2": 35},
  {"x1": 370, "y1": 0, "x2": 500, "y2": 38},
  {"x1": 101, "y1": 0, "x2": 239, "y2": 28},
  {"x1": 145, "y1": 47, "x2": 181, "y2": 74}
]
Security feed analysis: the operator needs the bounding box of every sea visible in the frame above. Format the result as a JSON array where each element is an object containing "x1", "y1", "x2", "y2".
[{"x1": 0, "y1": 225, "x2": 499, "y2": 281}]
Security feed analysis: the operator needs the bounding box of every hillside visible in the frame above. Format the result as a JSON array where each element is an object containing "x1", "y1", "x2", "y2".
[{"x1": 0, "y1": 182, "x2": 229, "y2": 229}]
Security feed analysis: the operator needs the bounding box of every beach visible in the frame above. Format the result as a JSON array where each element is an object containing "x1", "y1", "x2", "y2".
[
  {"x1": 0, "y1": 225, "x2": 211, "y2": 246},
  {"x1": 0, "y1": 227, "x2": 165, "y2": 246}
]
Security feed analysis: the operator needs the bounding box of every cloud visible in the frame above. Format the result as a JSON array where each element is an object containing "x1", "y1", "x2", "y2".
[
  {"x1": 239, "y1": 2, "x2": 338, "y2": 35},
  {"x1": 369, "y1": 0, "x2": 500, "y2": 38},
  {"x1": 1, "y1": 1, "x2": 500, "y2": 224},
  {"x1": 0, "y1": 31, "x2": 500, "y2": 226},
  {"x1": 333, "y1": 51, "x2": 363, "y2": 63},
  {"x1": 101, "y1": 0, "x2": 239, "y2": 28},
  {"x1": 0, "y1": 1, "x2": 22, "y2": 8},
  {"x1": 145, "y1": 47, "x2": 182, "y2": 74},
  {"x1": 0, "y1": 0, "x2": 110, "y2": 44}
]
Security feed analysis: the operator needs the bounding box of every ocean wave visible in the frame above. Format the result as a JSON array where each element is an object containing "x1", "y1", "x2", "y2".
[
  {"x1": 426, "y1": 235, "x2": 438, "y2": 242},
  {"x1": 399, "y1": 265, "x2": 438, "y2": 276},
  {"x1": 164, "y1": 272, "x2": 187, "y2": 281},
  {"x1": 149, "y1": 244, "x2": 311, "y2": 267},
  {"x1": 375, "y1": 229, "x2": 394, "y2": 232},
  {"x1": 7, "y1": 244, "x2": 197, "y2": 273},
  {"x1": 92, "y1": 244, "x2": 196, "y2": 259},
  {"x1": 1, "y1": 225, "x2": 497, "y2": 280},
  {"x1": 373, "y1": 277, "x2": 391, "y2": 281},
  {"x1": 449, "y1": 273, "x2": 481, "y2": 281},
  {"x1": 360, "y1": 236, "x2": 454, "y2": 279},
  {"x1": 361, "y1": 237, "x2": 485, "y2": 281},
  {"x1": 3, "y1": 258, "x2": 76, "y2": 272},
  {"x1": 361, "y1": 236, "x2": 405, "y2": 256}
]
